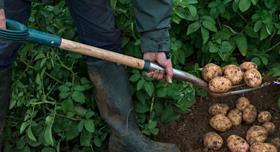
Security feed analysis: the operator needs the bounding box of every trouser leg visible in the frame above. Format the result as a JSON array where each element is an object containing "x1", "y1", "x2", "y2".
[{"x1": 66, "y1": 0, "x2": 180, "y2": 151}]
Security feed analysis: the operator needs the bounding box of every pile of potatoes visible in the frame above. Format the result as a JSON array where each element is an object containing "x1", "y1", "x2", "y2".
[
  {"x1": 202, "y1": 62, "x2": 262, "y2": 93},
  {"x1": 203, "y1": 96, "x2": 278, "y2": 152}
]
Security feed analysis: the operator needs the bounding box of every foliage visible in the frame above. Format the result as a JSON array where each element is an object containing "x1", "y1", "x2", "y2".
[{"x1": 4, "y1": 0, "x2": 280, "y2": 151}]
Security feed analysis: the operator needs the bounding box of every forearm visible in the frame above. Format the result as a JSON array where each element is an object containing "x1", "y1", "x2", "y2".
[{"x1": 134, "y1": 0, "x2": 172, "y2": 52}]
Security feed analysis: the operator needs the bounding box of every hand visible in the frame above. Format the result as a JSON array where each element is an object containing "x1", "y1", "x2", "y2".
[
  {"x1": 143, "y1": 52, "x2": 173, "y2": 83},
  {"x1": 0, "y1": 9, "x2": 6, "y2": 29}
]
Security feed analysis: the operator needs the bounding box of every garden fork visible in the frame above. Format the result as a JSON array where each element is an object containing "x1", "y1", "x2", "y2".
[{"x1": 0, "y1": 19, "x2": 273, "y2": 97}]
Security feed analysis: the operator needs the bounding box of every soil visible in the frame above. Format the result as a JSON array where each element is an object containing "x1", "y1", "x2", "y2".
[{"x1": 155, "y1": 85, "x2": 280, "y2": 152}]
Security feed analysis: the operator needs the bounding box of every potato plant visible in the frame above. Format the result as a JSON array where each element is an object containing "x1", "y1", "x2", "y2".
[{"x1": 3, "y1": 0, "x2": 280, "y2": 151}]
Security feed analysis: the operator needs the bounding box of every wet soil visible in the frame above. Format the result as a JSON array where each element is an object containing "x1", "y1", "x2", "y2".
[{"x1": 156, "y1": 85, "x2": 280, "y2": 152}]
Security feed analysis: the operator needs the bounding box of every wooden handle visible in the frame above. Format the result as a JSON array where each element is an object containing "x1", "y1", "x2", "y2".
[{"x1": 60, "y1": 39, "x2": 145, "y2": 69}]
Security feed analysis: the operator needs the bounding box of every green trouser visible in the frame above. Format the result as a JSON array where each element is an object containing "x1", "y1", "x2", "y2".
[
  {"x1": 87, "y1": 61, "x2": 180, "y2": 152},
  {"x1": 0, "y1": 67, "x2": 12, "y2": 151}
]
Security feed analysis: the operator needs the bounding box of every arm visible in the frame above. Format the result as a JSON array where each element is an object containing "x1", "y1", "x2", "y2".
[
  {"x1": 0, "y1": 0, "x2": 5, "y2": 29},
  {"x1": 134, "y1": 0, "x2": 173, "y2": 83}
]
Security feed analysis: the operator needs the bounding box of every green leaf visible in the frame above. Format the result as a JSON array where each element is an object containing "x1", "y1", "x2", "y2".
[
  {"x1": 187, "y1": 21, "x2": 201, "y2": 35},
  {"x1": 201, "y1": 27, "x2": 209, "y2": 44},
  {"x1": 218, "y1": 41, "x2": 234, "y2": 61},
  {"x1": 129, "y1": 74, "x2": 140, "y2": 82},
  {"x1": 202, "y1": 20, "x2": 217, "y2": 32},
  {"x1": 94, "y1": 136, "x2": 102, "y2": 147},
  {"x1": 137, "y1": 79, "x2": 145, "y2": 90},
  {"x1": 260, "y1": 26, "x2": 269, "y2": 40},
  {"x1": 27, "y1": 127, "x2": 37, "y2": 142},
  {"x1": 254, "y1": 21, "x2": 263, "y2": 32},
  {"x1": 209, "y1": 42, "x2": 219, "y2": 53},
  {"x1": 234, "y1": 35, "x2": 248, "y2": 56},
  {"x1": 187, "y1": 5, "x2": 197, "y2": 17},
  {"x1": 72, "y1": 91, "x2": 86, "y2": 103},
  {"x1": 251, "y1": 0, "x2": 258, "y2": 5},
  {"x1": 20, "y1": 122, "x2": 29, "y2": 134},
  {"x1": 44, "y1": 125, "x2": 54, "y2": 146},
  {"x1": 144, "y1": 82, "x2": 154, "y2": 96},
  {"x1": 84, "y1": 120, "x2": 95, "y2": 133},
  {"x1": 80, "y1": 129, "x2": 92, "y2": 147},
  {"x1": 239, "y1": 0, "x2": 251, "y2": 12}
]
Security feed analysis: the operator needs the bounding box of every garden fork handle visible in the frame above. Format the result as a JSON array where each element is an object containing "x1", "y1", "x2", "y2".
[{"x1": 59, "y1": 39, "x2": 209, "y2": 90}]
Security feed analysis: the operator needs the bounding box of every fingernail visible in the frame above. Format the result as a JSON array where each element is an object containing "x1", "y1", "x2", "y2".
[{"x1": 167, "y1": 77, "x2": 172, "y2": 83}]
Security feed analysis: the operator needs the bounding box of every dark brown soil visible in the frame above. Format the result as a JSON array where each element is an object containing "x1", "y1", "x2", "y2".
[{"x1": 156, "y1": 85, "x2": 280, "y2": 152}]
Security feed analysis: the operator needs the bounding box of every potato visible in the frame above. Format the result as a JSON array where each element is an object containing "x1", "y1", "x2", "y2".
[
  {"x1": 258, "y1": 111, "x2": 272, "y2": 123},
  {"x1": 250, "y1": 142, "x2": 278, "y2": 152},
  {"x1": 243, "y1": 104, "x2": 257, "y2": 124},
  {"x1": 209, "y1": 114, "x2": 232, "y2": 132},
  {"x1": 203, "y1": 132, "x2": 223, "y2": 150},
  {"x1": 236, "y1": 97, "x2": 250, "y2": 111},
  {"x1": 246, "y1": 125, "x2": 268, "y2": 145},
  {"x1": 271, "y1": 137, "x2": 280, "y2": 148},
  {"x1": 208, "y1": 103, "x2": 230, "y2": 115},
  {"x1": 202, "y1": 63, "x2": 223, "y2": 82},
  {"x1": 244, "y1": 69, "x2": 262, "y2": 88},
  {"x1": 240, "y1": 61, "x2": 258, "y2": 71},
  {"x1": 223, "y1": 64, "x2": 244, "y2": 85},
  {"x1": 209, "y1": 77, "x2": 232, "y2": 93},
  {"x1": 262, "y1": 122, "x2": 275, "y2": 134},
  {"x1": 227, "y1": 109, "x2": 242, "y2": 126},
  {"x1": 265, "y1": 143, "x2": 278, "y2": 152},
  {"x1": 227, "y1": 135, "x2": 249, "y2": 152}
]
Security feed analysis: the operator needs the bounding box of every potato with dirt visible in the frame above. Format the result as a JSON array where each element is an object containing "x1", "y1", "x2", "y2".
[
  {"x1": 227, "y1": 109, "x2": 242, "y2": 126},
  {"x1": 240, "y1": 61, "x2": 258, "y2": 71},
  {"x1": 203, "y1": 132, "x2": 223, "y2": 150},
  {"x1": 236, "y1": 97, "x2": 250, "y2": 111},
  {"x1": 202, "y1": 63, "x2": 223, "y2": 82},
  {"x1": 209, "y1": 77, "x2": 232, "y2": 93},
  {"x1": 209, "y1": 114, "x2": 232, "y2": 132},
  {"x1": 208, "y1": 103, "x2": 229, "y2": 115},
  {"x1": 250, "y1": 142, "x2": 278, "y2": 152},
  {"x1": 223, "y1": 64, "x2": 244, "y2": 85},
  {"x1": 258, "y1": 111, "x2": 272, "y2": 123},
  {"x1": 246, "y1": 125, "x2": 268, "y2": 145},
  {"x1": 262, "y1": 122, "x2": 276, "y2": 134},
  {"x1": 244, "y1": 69, "x2": 262, "y2": 88},
  {"x1": 243, "y1": 104, "x2": 257, "y2": 124},
  {"x1": 227, "y1": 135, "x2": 249, "y2": 152}
]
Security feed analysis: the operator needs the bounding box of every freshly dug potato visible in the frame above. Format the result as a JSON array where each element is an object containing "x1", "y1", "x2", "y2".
[
  {"x1": 202, "y1": 63, "x2": 223, "y2": 82},
  {"x1": 244, "y1": 69, "x2": 262, "y2": 88},
  {"x1": 209, "y1": 77, "x2": 232, "y2": 93},
  {"x1": 243, "y1": 104, "x2": 257, "y2": 124},
  {"x1": 227, "y1": 109, "x2": 242, "y2": 126},
  {"x1": 271, "y1": 137, "x2": 280, "y2": 148},
  {"x1": 250, "y1": 142, "x2": 278, "y2": 152},
  {"x1": 265, "y1": 143, "x2": 278, "y2": 152},
  {"x1": 223, "y1": 64, "x2": 244, "y2": 85},
  {"x1": 240, "y1": 61, "x2": 258, "y2": 71},
  {"x1": 258, "y1": 111, "x2": 272, "y2": 123},
  {"x1": 262, "y1": 122, "x2": 276, "y2": 134},
  {"x1": 203, "y1": 132, "x2": 223, "y2": 150},
  {"x1": 227, "y1": 135, "x2": 249, "y2": 152},
  {"x1": 208, "y1": 103, "x2": 230, "y2": 115},
  {"x1": 236, "y1": 97, "x2": 250, "y2": 111},
  {"x1": 246, "y1": 125, "x2": 268, "y2": 145},
  {"x1": 209, "y1": 114, "x2": 232, "y2": 132}
]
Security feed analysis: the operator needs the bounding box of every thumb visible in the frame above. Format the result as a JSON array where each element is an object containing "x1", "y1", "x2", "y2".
[{"x1": 165, "y1": 60, "x2": 173, "y2": 83}]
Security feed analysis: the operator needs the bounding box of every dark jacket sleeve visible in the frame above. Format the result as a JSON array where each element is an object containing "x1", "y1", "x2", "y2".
[
  {"x1": 0, "y1": 0, "x2": 3, "y2": 9},
  {"x1": 134, "y1": 0, "x2": 172, "y2": 52}
]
